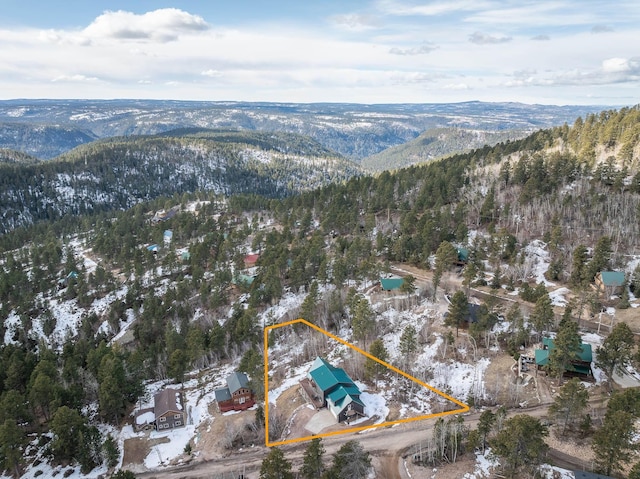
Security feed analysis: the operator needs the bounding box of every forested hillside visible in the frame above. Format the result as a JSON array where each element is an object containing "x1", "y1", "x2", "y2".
[
  {"x1": 0, "y1": 129, "x2": 360, "y2": 234},
  {"x1": 0, "y1": 148, "x2": 39, "y2": 165},
  {"x1": 362, "y1": 127, "x2": 529, "y2": 171},
  {"x1": 0, "y1": 122, "x2": 97, "y2": 159},
  {"x1": 0, "y1": 105, "x2": 640, "y2": 477}
]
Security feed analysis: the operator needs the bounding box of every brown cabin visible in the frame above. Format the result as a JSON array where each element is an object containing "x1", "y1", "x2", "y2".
[
  {"x1": 215, "y1": 372, "x2": 255, "y2": 412},
  {"x1": 154, "y1": 388, "x2": 186, "y2": 430}
]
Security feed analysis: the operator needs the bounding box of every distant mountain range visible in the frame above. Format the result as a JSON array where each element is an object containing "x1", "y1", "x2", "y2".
[{"x1": 0, "y1": 100, "x2": 606, "y2": 161}]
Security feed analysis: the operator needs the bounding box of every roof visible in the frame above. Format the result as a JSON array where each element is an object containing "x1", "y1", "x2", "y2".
[
  {"x1": 154, "y1": 388, "x2": 183, "y2": 418},
  {"x1": 214, "y1": 387, "x2": 231, "y2": 402},
  {"x1": 233, "y1": 273, "x2": 255, "y2": 286},
  {"x1": 164, "y1": 230, "x2": 173, "y2": 237},
  {"x1": 244, "y1": 254, "x2": 260, "y2": 265},
  {"x1": 327, "y1": 384, "x2": 363, "y2": 405},
  {"x1": 147, "y1": 244, "x2": 159, "y2": 252},
  {"x1": 308, "y1": 357, "x2": 360, "y2": 394},
  {"x1": 226, "y1": 372, "x2": 250, "y2": 395},
  {"x1": 599, "y1": 271, "x2": 625, "y2": 287},
  {"x1": 380, "y1": 277, "x2": 404, "y2": 291},
  {"x1": 535, "y1": 338, "x2": 593, "y2": 369},
  {"x1": 457, "y1": 247, "x2": 469, "y2": 262}
]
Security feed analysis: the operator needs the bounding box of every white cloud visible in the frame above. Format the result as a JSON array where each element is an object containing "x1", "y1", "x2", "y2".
[
  {"x1": 532, "y1": 34, "x2": 550, "y2": 41},
  {"x1": 83, "y1": 8, "x2": 209, "y2": 43},
  {"x1": 51, "y1": 74, "x2": 100, "y2": 83},
  {"x1": 329, "y1": 13, "x2": 380, "y2": 31},
  {"x1": 376, "y1": 0, "x2": 489, "y2": 17},
  {"x1": 443, "y1": 82, "x2": 470, "y2": 90},
  {"x1": 602, "y1": 57, "x2": 631, "y2": 73},
  {"x1": 469, "y1": 32, "x2": 512, "y2": 45},
  {"x1": 0, "y1": 5, "x2": 638, "y2": 104},
  {"x1": 201, "y1": 69, "x2": 223, "y2": 78},
  {"x1": 389, "y1": 42, "x2": 437, "y2": 55}
]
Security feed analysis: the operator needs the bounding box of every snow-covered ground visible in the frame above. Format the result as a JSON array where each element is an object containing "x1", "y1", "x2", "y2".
[{"x1": 461, "y1": 449, "x2": 499, "y2": 478}]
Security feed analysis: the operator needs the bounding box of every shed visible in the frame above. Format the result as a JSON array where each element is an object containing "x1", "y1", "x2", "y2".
[{"x1": 594, "y1": 271, "x2": 625, "y2": 297}]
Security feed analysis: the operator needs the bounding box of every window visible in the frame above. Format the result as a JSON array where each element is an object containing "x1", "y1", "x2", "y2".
[
  {"x1": 175, "y1": 421, "x2": 182, "y2": 426},
  {"x1": 159, "y1": 417, "x2": 166, "y2": 422},
  {"x1": 174, "y1": 414, "x2": 182, "y2": 419}
]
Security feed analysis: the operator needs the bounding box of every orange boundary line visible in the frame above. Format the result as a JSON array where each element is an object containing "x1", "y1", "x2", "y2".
[{"x1": 263, "y1": 318, "x2": 469, "y2": 447}]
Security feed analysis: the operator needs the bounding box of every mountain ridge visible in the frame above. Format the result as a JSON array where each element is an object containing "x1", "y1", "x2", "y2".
[{"x1": 0, "y1": 100, "x2": 606, "y2": 161}]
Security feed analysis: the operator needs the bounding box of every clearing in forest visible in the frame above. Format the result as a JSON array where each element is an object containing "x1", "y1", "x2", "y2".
[{"x1": 263, "y1": 318, "x2": 469, "y2": 447}]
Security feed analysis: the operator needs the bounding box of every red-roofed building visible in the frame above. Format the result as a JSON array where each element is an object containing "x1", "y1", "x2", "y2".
[{"x1": 244, "y1": 254, "x2": 260, "y2": 268}]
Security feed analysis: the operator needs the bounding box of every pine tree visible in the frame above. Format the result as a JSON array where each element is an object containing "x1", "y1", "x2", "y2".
[
  {"x1": 0, "y1": 419, "x2": 26, "y2": 478},
  {"x1": 365, "y1": 339, "x2": 389, "y2": 388},
  {"x1": 548, "y1": 378, "x2": 589, "y2": 435},
  {"x1": 352, "y1": 296, "x2": 375, "y2": 347},
  {"x1": 325, "y1": 440, "x2": 371, "y2": 479},
  {"x1": 490, "y1": 415, "x2": 548, "y2": 478},
  {"x1": 433, "y1": 241, "x2": 457, "y2": 299},
  {"x1": 477, "y1": 410, "x2": 495, "y2": 453},
  {"x1": 569, "y1": 244, "x2": 588, "y2": 286},
  {"x1": 531, "y1": 292, "x2": 554, "y2": 338},
  {"x1": 445, "y1": 290, "x2": 468, "y2": 337},
  {"x1": 596, "y1": 321, "x2": 635, "y2": 391},
  {"x1": 300, "y1": 437, "x2": 325, "y2": 479},
  {"x1": 399, "y1": 325, "x2": 417, "y2": 370},
  {"x1": 259, "y1": 447, "x2": 293, "y2": 479},
  {"x1": 592, "y1": 409, "x2": 636, "y2": 476},
  {"x1": 548, "y1": 319, "x2": 581, "y2": 383},
  {"x1": 300, "y1": 281, "x2": 319, "y2": 324}
]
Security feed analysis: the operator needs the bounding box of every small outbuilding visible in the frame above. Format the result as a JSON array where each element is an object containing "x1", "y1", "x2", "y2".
[
  {"x1": 380, "y1": 277, "x2": 404, "y2": 291},
  {"x1": 593, "y1": 271, "x2": 625, "y2": 298}
]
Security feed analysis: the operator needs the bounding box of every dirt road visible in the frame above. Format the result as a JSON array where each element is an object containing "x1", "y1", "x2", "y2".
[{"x1": 138, "y1": 402, "x2": 558, "y2": 479}]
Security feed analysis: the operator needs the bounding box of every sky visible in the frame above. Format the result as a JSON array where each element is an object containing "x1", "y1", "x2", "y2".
[{"x1": 0, "y1": 1, "x2": 639, "y2": 105}]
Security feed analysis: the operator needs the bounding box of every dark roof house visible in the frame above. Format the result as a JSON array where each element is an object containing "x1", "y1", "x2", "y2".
[
  {"x1": 154, "y1": 388, "x2": 185, "y2": 430},
  {"x1": 215, "y1": 372, "x2": 255, "y2": 412}
]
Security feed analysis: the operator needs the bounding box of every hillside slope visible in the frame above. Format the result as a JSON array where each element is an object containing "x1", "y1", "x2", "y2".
[
  {"x1": 0, "y1": 129, "x2": 359, "y2": 233},
  {"x1": 362, "y1": 127, "x2": 529, "y2": 171},
  {"x1": 0, "y1": 122, "x2": 97, "y2": 159}
]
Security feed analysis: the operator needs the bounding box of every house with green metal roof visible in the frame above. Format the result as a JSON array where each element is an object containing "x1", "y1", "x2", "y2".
[
  {"x1": 306, "y1": 357, "x2": 365, "y2": 423},
  {"x1": 380, "y1": 277, "x2": 404, "y2": 291},
  {"x1": 534, "y1": 337, "x2": 593, "y2": 379},
  {"x1": 594, "y1": 271, "x2": 625, "y2": 297},
  {"x1": 456, "y1": 247, "x2": 470, "y2": 264}
]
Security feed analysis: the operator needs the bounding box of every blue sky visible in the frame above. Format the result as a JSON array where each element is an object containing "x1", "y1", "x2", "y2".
[{"x1": 0, "y1": 1, "x2": 638, "y2": 105}]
